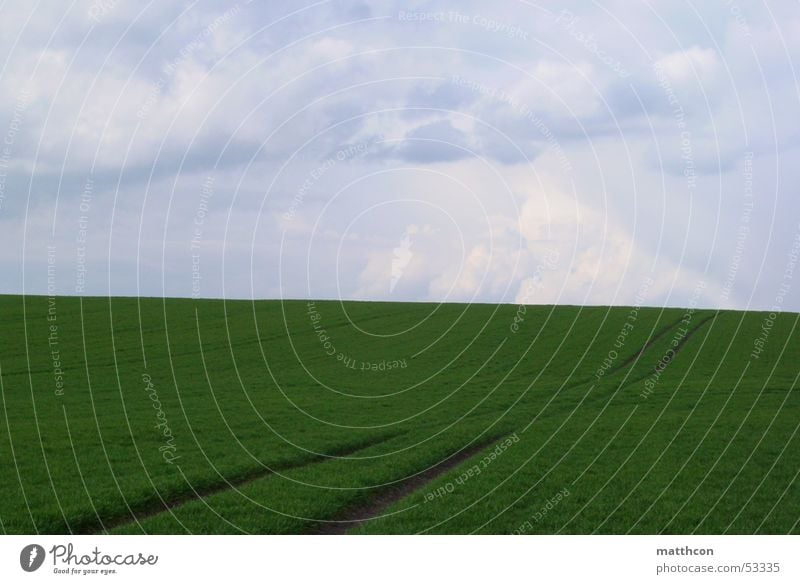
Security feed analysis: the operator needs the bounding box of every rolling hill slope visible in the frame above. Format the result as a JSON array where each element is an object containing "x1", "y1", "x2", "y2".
[{"x1": 0, "y1": 295, "x2": 798, "y2": 534}]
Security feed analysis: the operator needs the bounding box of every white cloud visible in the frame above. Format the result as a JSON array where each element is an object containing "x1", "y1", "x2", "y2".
[
  {"x1": 0, "y1": 0, "x2": 797, "y2": 312},
  {"x1": 655, "y1": 46, "x2": 719, "y2": 85}
]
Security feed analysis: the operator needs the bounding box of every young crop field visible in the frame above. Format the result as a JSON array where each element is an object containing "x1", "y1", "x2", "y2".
[{"x1": 1, "y1": 294, "x2": 798, "y2": 534}]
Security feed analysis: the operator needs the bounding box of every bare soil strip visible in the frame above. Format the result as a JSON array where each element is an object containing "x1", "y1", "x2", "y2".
[
  {"x1": 312, "y1": 436, "x2": 505, "y2": 534},
  {"x1": 85, "y1": 433, "x2": 401, "y2": 534},
  {"x1": 558, "y1": 315, "x2": 687, "y2": 391},
  {"x1": 620, "y1": 312, "x2": 717, "y2": 390},
  {"x1": 608, "y1": 316, "x2": 690, "y2": 374}
]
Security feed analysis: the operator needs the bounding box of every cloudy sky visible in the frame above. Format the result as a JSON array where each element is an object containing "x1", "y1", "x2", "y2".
[{"x1": 1, "y1": 0, "x2": 798, "y2": 310}]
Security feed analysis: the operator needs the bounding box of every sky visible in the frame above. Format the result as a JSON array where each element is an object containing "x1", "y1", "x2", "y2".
[{"x1": 0, "y1": 0, "x2": 798, "y2": 311}]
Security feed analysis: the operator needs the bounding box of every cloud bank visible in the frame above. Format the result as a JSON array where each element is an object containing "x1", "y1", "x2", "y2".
[{"x1": 1, "y1": 0, "x2": 798, "y2": 311}]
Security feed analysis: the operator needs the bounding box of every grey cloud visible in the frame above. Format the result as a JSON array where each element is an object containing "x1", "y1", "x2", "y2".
[
  {"x1": 0, "y1": 0, "x2": 798, "y2": 311},
  {"x1": 389, "y1": 119, "x2": 473, "y2": 163}
]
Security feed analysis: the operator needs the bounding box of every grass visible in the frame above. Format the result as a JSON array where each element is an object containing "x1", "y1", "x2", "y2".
[{"x1": 0, "y1": 294, "x2": 798, "y2": 534}]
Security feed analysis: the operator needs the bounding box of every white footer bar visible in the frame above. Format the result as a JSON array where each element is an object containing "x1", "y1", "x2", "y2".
[{"x1": 1, "y1": 535, "x2": 796, "y2": 583}]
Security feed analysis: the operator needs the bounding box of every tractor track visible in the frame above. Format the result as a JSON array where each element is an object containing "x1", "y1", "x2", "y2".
[
  {"x1": 82, "y1": 432, "x2": 402, "y2": 534},
  {"x1": 312, "y1": 435, "x2": 509, "y2": 535}
]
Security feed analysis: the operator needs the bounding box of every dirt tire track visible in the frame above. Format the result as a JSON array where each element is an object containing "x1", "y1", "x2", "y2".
[
  {"x1": 620, "y1": 312, "x2": 717, "y2": 391},
  {"x1": 557, "y1": 315, "x2": 687, "y2": 392},
  {"x1": 85, "y1": 432, "x2": 402, "y2": 534},
  {"x1": 312, "y1": 435, "x2": 508, "y2": 535}
]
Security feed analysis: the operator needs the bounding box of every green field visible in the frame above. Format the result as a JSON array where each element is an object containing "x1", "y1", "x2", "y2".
[{"x1": 1, "y1": 295, "x2": 798, "y2": 534}]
